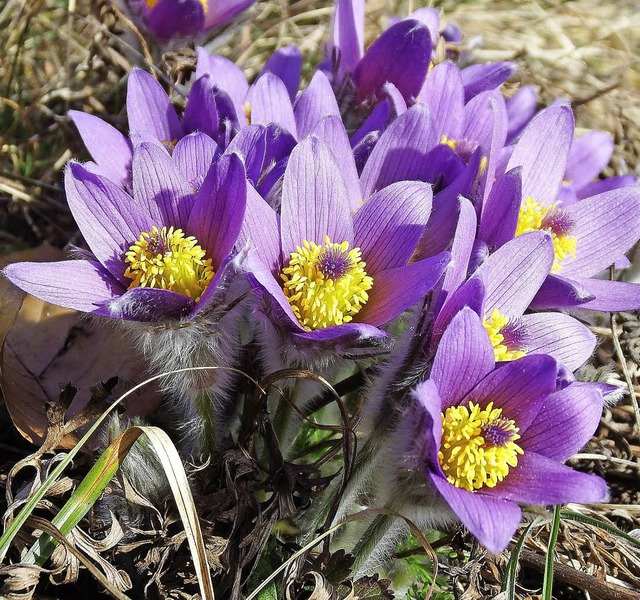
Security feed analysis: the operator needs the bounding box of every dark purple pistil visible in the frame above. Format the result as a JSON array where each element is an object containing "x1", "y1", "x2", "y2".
[
  {"x1": 541, "y1": 208, "x2": 574, "y2": 237},
  {"x1": 318, "y1": 247, "x2": 352, "y2": 279},
  {"x1": 147, "y1": 233, "x2": 167, "y2": 256},
  {"x1": 483, "y1": 418, "x2": 517, "y2": 447}
]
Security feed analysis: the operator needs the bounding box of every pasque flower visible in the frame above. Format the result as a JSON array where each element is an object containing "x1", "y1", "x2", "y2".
[
  {"x1": 240, "y1": 135, "x2": 450, "y2": 347},
  {"x1": 394, "y1": 307, "x2": 607, "y2": 552},
  {"x1": 4, "y1": 142, "x2": 247, "y2": 323},
  {"x1": 123, "y1": 0, "x2": 257, "y2": 42}
]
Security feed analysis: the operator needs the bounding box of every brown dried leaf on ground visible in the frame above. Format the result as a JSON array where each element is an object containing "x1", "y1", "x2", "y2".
[{"x1": 0, "y1": 246, "x2": 162, "y2": 449}]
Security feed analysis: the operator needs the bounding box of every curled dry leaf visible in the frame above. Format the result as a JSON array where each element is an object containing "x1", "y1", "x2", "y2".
[{"x1": 0, "y1": 245, "x2": 162, "y2": 449}]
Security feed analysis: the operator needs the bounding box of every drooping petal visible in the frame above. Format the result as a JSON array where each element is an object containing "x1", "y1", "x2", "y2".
[
  {"x1": 68, "y1": 111, "x2": 133, "y2": 187},
  {"x1": 431, "y1": 307, "x2": 495, "y2": 408},
  {"x1": 473, "y1": 232, "x2": 554, "y2": 316},
  {"x1": 560, "y1": 186, "x2": 640, "y2": 277},
  {"x1": 520, "y1": 312, "x2": 596, "y2": 371},
  {"x1": 187, "y1": 153, "x2": 247, "y2": 268},
  {"x1": 429, "y1": 474, "x2": 522, "y2": 553},
  {"x1": 280, "y1": 136, "x2": 353, "y2": 258},
  {"x1": 173, "y1": 132, "x2": 221, "y2": 190},
  {"x1": 466, "y1": 354, "x2": 559, "y2": 431},
  {"x1": 557, "y1": 277, "x2": 640, "y2": 312},
  {"x1": 246, "y1": 73, "x2": 297, "y2": 138},
  {"x1": 519, "y1": 382, "x2": 604, "y2": 461},
  {"x1": 484, "y1": 452, "x2": 608, "y2": 505},
  {"x1": 353, "y1": 181, "x2": 433, "y2": 273},
  {"x1": 360, "y1": 104, "x2": 437, "y2": 198},
  {"x1": 259, "y1": 45, "x2": 302, "y2": 101},
  {"x1": 126, "y1": 69, "x2": 183, "y2": 143},
  {"x1": 353, "y1": 19, "x2": 432, "y2": 104},
  {"x1": 132, "y1": 143, "x2": 195, "y2": 227},
  {"x1": 65, "y1": 163, "x2": 153, "y2": 282},
  {"x1": 506, "y1": 105, "x2": 574, "y2": 204},
  {"x1": 3, "y1": 260, "x2": 123, "y2": 316},
  {"x1": 294, "y1": 70, "x2": 341, "y2": 139},
  {"x1": 356, "y1": 252, "x2": 450, "y2": 326},
  {"x1": 461, "y1": 62, "x2": 516, "y2": 102}
]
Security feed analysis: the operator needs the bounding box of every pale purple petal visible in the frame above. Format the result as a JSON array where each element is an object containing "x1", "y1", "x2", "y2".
[
  {"x1": 529, "y1": 273, "x2": 595, "y2": 310},
  {"x1": 466, "y1": 354, "x2": 559, "y2": 431},
  {"x1": 431, "y1": 307, "x2": 494, "y2": 408},
  {"x1": 173, "y1": 133, "x2": 221, "y2": 190},
  {"x1": 356, "y1": 252, "x2": 450, "y2": 326},
  {"x1": 329, "y1": 0, "x2": 365, "y2": 76},
  {"x1": 484, "y1": 452, "x2": 608, "y2": 505},
  {"x1": 430, "y1": 474, "x2": 522, "y2": 553},
  {"x1": 259, "y1": 45, "x2": 301, "y2": 101},
  {"x1": 292, "y1": 322, "x2": 386, "y2": 345},
  {"x1": 294, "y1": 70, "x2": 341, "y2": 139},
  {"x1": 126, "y1": 69, "x2": 183, "y2": 142},
  {"x1": 132, "y1": 143, "x2": 195, "y2": 227},
  {"x1": 68, "y1": 111, "x2": 133, "y2": 187},
  {"x1": 195, "y1": 49, "x2": 248, "y2": 118},
  {"x1": 519, "y1": 383, "x2": 603, "y2": 461},
  {"x1": 353, "y1": 181, "x2": 432, "y2": 273},
  {"x1": 559, "y1": 277, "x2": 640, "y2": 312},
  {"x1": 506, "y1": 105, "x2": 574, "y2": 204},
  {"x1": 505, "y1": 85, "x2": 537, "y2": 144},
  {"x1": 353, "y1": 19, "x2": 432, "y2": 104},
  {"x1": 576, "y1": 174, "x2": 637, "y2": 200},
  {"x1": 280, "y1": 136, "x2": 353, "y2": 258},
  {"x1": 246, "y1": 73, "x2": 297, "y2": 138},
  {"x1": 3, "y1": 260, "x2": 123, "y2": 316},
  {"x1": 520, "y1": 312, "x2": 596, "y2": 371},
  {"x1": 360, "y1": 105, "x2": 437, "y2": 198},
  {"x1": 461, "y1": 62, "x2": 516, "y2": 102},
  {"x1": 565, "y1": 131, "x2": 614, "y2": 190},
  {"x1": 560, "y1": 186, "x2": 640, "y2": 277},
  {"x1": 474, "y1": 232, "x2": 554, "y2": 316},
  {"x1": 202, "y1": 0, "x2": 257, "y2": 31},
  {"x1": 417, "y1": 61, "x2": 464, "y2": 141},
  {"x1": 408, "y1": 8, "x2": 440, "y2": 43},
  {"x1": 65, "y1": 163, "x2": 153, "y2": 283},
  {"x1": 187, "y1": 153, "x2": 247, "y2": 267}
]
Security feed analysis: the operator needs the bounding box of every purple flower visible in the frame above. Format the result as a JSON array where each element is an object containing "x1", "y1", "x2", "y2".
[
  {"x1": 4, "y1": 145, "x2": 247, "y2": 322},
  {"x1": 401, "y1": 307, "x2": 607, "y2": 552},
  {"x1": 240, "y1": 136, "x2": 450, "y2": 346},
  {"x1": 123, "y1": 0, "x2": 257, "y2": 42}
]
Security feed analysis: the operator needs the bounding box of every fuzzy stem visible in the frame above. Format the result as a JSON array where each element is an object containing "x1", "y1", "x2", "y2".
[
  {"x1": 351, "y1": 512, "x2": 400, "y2": 573},
  {"x1": 192, "y1": 388, "x2": 218, "y2": 454}
]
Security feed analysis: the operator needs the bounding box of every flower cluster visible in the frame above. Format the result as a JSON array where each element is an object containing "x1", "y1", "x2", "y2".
[{"x1": 5, "y1": 0, "x2": 639, "y2": 558}]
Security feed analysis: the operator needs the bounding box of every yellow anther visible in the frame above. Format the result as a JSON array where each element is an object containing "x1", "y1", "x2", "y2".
[
  {"x1": 482, "y1": 308, "x2": 526, "y2": 362},
  {"x1": 124, "y1": 225, "x2": 214, "y2": 301},
  {"x1": 439, "y1": 401, "x2": 523, "y2": 491},
  {"x1": 281, "y1": 236, "x2": 373, "y2": 330}
]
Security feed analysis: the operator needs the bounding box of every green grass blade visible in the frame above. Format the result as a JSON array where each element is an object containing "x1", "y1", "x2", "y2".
[
  {"x1": 501, "y1": 520, "x2": 536, "y2": 598},
  {"x1": 542, "y1": 505, "x2": 562, "y2": 600}
]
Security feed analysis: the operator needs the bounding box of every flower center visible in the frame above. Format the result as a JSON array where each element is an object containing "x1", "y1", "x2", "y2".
[
  {"x1": 124, "y1": 225, "x2": 215, "y2": 301},
  {"x1": 482, "y1": 308, "x2": 527, "y2": 362},
  {"x1": 515, "y1": 197, "x2": 577, "y2": 273},
  {"x1": 438, "y1": 401, "x2": 523, "y2": 491},
  {"x1": 440, "y1": 135, "x2": 487, "y2": 173},
  {"x1": 280, "y1": 236, "x2": 373, "y2": 330}
]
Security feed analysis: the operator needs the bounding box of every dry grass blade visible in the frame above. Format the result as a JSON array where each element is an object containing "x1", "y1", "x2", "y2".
[{"x1": 133, "y1": 425, "x2": 215, "y2": 600}]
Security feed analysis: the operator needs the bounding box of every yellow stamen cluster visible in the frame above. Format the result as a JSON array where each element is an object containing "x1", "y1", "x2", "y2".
[
  {"x1": 439, "y1": 402, "x2": 523, "y2": 491},
  {"x1": 124, "y1": 225, "x2": 214, "y2": 301},
  {"x1": 440, "y1": 135, "x2": 487, "y2": 173},
  {"x1": 515, "y1": 197, "x2": 577, "y2": 273},
  {"x1": 281, "y1": 236, "x2": 373, "y2": 330},
  {"x1": 482, "y1": 308, "x2": 526, "y2": 362}
]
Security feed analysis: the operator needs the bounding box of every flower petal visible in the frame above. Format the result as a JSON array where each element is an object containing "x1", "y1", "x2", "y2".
[
  {"x1": 520, "y1": 312, "x2": 596, "y2": 371},
  {"x1": 294, "y1": 70, "x2": 341, "y2": 140},
  {"x1": 506, "y1": 105, "x2": 574, "y2": 204},
  {"x1": 183, "y1": 75, "x2": 220, "y2": 140},
  {"x1": 518, "y1": 382, "x2": 604, "y2": 461},
  {"x1": 187, "y1": 153, "x2": 247, "y2": 268},
  {"x1": 356, "y1": 251, "x2": 450, "y2": 326},
  {"x1": 484, "y1": 452, "x2": 608, "y2": 505},
  {"x1": 68, "y1": 111, "x2": 133, "y2": 187},
  {"x1": 417, "y1": 61, "x2": 464, "y2": 141},
  {"x1": 353, "y1": 19, "x2": 432, "y2": 104},
  {"x1": 65, "y1": 163, "x2": 154, "y2": 282},
  {"x1": 431, "y1": 307, "x2": 495, "y2": 409},
  {"x1": 478, "y1": 167, "x2": 521, "y2": 249},
  {"x1": 195, "y1": 49, "x2": 248, "y2": 119},
  {"x1": 565, "y1": 131, "x2": 614, "y2": 191},
  {"x1": 505, "y1": 85, "x2": 538, "y2": 144},
  {"x1": 246, "y1": 73, "x2": 297, "y2": 139},
  {"x1": 126, "y1": 69, "x2": 183, "y2": 143},
  {"x1": 3, "y1": 260, "x2": 123, "y2": 316},
  {"x1": 529, "y1": 273, "x2": 595, "y2": 310},
  {"x1": 360, "y1": 104, "x2": 437, "y2": 198},
  {"x1": 259, "y1": 45, "x2": 302, "y2": 101},
  {"x1": 557, "y1": 277, "x2": 640, "y2": 312},
  {"x1": 466, "y1": 354, "x2": 559, "y2": 431},
  {"x1": 291, "y1": 322, "x2": 386, "y2": 345},
  {"x1": 461, "y1": 62, "x2": 516, "y2": 102},
  {"x1": 354, "y1": 181, "x2": 433, "y2": 273},
  {"x1": 429, "y1": 473, "x2": 522, "y2": 553},
  {"x1": 173, "y1": 132, "x2": 221, "y2": 190},
  {"x1": 106, "y1": 287, "x2": 195, "y2": 321},
  {"x1": 329, "y1": 0, "x2": 365, "y2": 76},
  {"x1": 280, "y1": 136, "x2": 353, "y2": 258}
]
